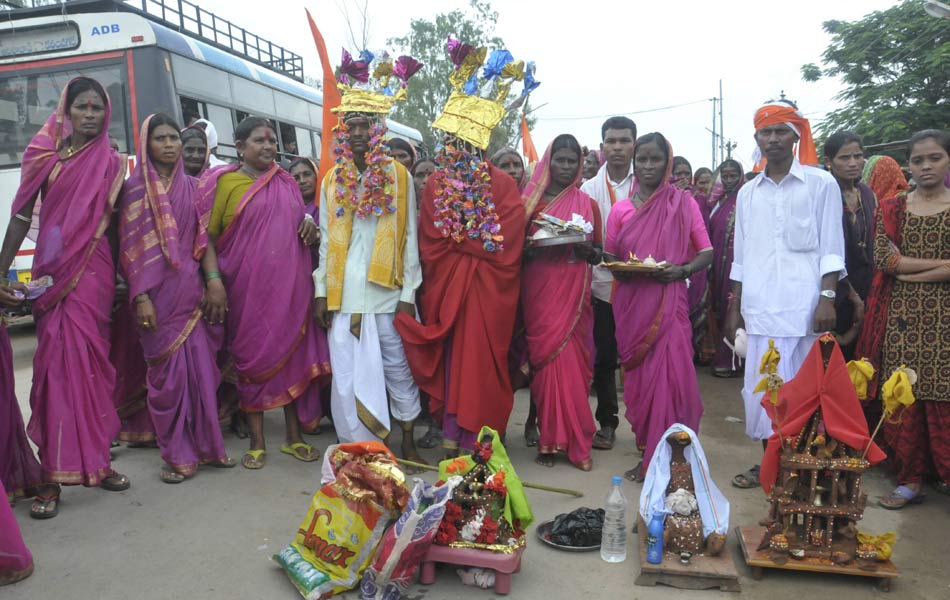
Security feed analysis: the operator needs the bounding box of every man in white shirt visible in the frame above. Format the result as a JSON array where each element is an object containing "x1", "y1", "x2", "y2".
[
  {"x1": 313, "y1": 111, "x2": 423, "y2": 461},
  {"x1": 580, "y1": 116, "x2": 637, "y2": 450},
  {"x1": 725, "y1": 100, "x2": 845, "y2": 488}
]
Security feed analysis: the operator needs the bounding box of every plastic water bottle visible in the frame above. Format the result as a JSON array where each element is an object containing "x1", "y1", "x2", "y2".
[
  {"x1": 600, "y1": 475, "x2": 628, "y2": 563},
  {"x1": 646, "y1": 512, "x2": 666, "y2": 564}
]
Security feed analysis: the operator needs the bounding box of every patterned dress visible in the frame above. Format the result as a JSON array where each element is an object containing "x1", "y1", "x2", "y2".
[{"x1": 880, "y1": 209, "x2": 950, "y2": 401}]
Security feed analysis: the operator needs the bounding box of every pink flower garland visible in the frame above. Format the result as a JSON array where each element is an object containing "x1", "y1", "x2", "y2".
[
  {"x1": 332, "y1": 120, "x2": 396, "y2": 219},
  {"x1": 431, "y1": 143, "x2": 504, "y2": 253}
]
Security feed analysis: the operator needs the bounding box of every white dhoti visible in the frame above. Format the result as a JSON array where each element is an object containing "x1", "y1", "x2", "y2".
[
  {"x1": 328, "y1": 312, "x2": 420, "y2": 443},
  {"x1": 742, "y1": 334, "x2": 817, "y2": 440}
]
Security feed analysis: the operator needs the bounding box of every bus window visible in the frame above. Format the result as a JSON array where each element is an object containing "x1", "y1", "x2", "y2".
[
  {"x1": 179, "y1": 96, "x2": 203, "y2": 128},
  {"x1": 0, "y1": 64, "x2": 129, "y2": 166},
  {"x1": 206, "y1": 103, "x2": 236, "y2": 158},
  {"x1": 278, "y1": 121, "x2": 296, "y2": 159},
  {"x1": 295, "y1": 127, "x2": 314, "y2": 159}
]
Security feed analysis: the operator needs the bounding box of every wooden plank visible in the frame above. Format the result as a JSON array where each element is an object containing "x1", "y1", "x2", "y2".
[
  {"x1": 736, "y1": 525, "x2": 899, "y2": 587},
  {"x1": 635, "y1": 516, "x2": 741, "y2": 592}
]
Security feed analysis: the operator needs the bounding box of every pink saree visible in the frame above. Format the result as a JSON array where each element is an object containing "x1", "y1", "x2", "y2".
[
  {"x1": 0, "y1": 482, "x2": 32, "y2": 581},
  {"x1": 605, "y1": 149, "x2": 704, "y2": 477},
  {"x1": 0, "y1": 324, "x2": 42, "y2": 499},
  {"x1": 196, "y1": 163, "x2": 328, "y2": 423},
  {"x1": 110, "y1": 303, "x2": 152, "y2": 443},
  {"x1": 118, "y1": 114, "x2": 229, "y2": 475},
  {"x1": 12, "y1": 78, "x2": 126, "y2": 486},
  {"x1": 521, "y1": 142, "x2": 597, "y2": 468}
]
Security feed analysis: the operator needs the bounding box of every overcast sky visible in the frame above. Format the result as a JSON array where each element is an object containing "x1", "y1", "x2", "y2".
[{"x1": 199, "y1": 0, "x2": 903, "y2": 169}]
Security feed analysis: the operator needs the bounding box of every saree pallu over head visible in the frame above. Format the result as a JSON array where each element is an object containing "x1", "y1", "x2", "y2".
[
  {"x1": 856, "y1": 196, "x2": 906, "y2": 399},
  {"x1": 862, "y1": 155, "x2": 909, "y2": 202},
  {"x1": 119, "y1": 114, "x2": 188, "y2": 299},
  {"x1": 395, "y1": 165, "x2": 526, "y2": 435},
  {"x1": 609, "y1": 153, "x2": 693, "y2": 371},
  {"x1": 12, "y1": 77, "x2": 126, "y2": 318},
  {"x1": 195, "y1": 162, "x2": 317, "y2": 391},
  {"x1": 521, "y1": 138, "x2": 594, "y2": 370}
]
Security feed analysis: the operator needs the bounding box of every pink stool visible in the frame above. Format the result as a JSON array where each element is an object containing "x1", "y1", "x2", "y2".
[{"x1": 419, "y1": 543, "x2": 525, "y2": 595}]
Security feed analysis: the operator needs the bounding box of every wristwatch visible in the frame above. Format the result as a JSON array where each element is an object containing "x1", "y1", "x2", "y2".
[{"x1": 819, "y1": 289, "x2": 836, "y2": 300}]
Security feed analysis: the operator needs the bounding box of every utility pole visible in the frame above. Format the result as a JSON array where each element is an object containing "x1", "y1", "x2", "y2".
[
  {"x1": 725, "y1": 139, "x2": 737, "y2": 159},
  {"x1": 718, "y1": 79, "x2": 725, "y2": 167},
  {"x1": 711, "y1": 96, "x2": 717, "y2": 169}
]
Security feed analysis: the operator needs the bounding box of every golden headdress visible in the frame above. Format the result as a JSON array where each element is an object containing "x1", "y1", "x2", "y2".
[
  {"x1": 432, "y1": 37, "x2": 540, "y2": 150},
  {"x1": 332, "y1": 49, "x2": 424, "y2": 115}
]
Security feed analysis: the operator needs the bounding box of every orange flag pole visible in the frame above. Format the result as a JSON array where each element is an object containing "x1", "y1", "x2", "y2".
[
  {"x1": 521, "y1": 112, "x2": 539, "y2": 165},
  {"x1": 305, "y1": 8, "x2": 341, "y2": 186}
]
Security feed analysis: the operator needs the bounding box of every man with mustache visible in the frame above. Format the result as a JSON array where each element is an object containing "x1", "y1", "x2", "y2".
[{"x1": 724, "y1": 99, "x2": 845, "y2": 489}]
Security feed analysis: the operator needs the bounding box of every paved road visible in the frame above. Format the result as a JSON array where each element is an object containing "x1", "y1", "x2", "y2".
[{"x1": 4, "y1": 323, "x2": 947, "y2": 599}]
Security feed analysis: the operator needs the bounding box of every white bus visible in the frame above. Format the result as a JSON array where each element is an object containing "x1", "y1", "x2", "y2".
[{"x1": 0, "y1": 0, "x2": 423, "y2": 284}]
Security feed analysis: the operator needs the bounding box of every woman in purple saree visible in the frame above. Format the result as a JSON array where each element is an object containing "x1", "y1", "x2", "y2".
[
  {"x1": 522, "y1": 134, "x2": 601, "y2": 470},
  {"x1": 118, "y1": 113, "x2": 234, "y2": 482},
  {"x1": 606, "y1": 133, "x2": 711, "y2": 481},
  {"x1": 707, "y1": 159, "x2": 746, "y2": 377},
  {"x1": 196, "y1": 116, "x2": 327, "y2": 469},
  {"x1": 0, "y1": 77, "x2": 130, "y2": 519}
]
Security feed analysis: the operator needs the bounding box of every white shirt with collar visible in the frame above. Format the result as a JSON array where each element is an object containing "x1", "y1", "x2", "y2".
[
  {"x1": 580, "y1": 161, "x2": 635, "y2": 303},
  {"x1": 314, "y1": 165, "x2": 422, "y2": 314},
  {"x1": 730, "y1": 159, "x2": 846, "y2": 337}
]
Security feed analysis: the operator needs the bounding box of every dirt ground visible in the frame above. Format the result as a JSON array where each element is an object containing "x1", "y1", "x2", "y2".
[{"x1": 4, "y1": 322, "x2": 948, "y2": 599}]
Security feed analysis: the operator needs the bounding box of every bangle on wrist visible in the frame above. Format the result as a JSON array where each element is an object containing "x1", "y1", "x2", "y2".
[{"x1": 205, "y1": 271, "x2": 221, "y2": 282}]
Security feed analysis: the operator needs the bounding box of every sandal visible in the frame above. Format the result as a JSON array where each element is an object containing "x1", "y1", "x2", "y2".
[
  {"x1": 416, "y1": 426, "x2": 442, "y2": 449},
  {"x1": 524, "y1": 424, "x2": 539, "y2": 448},
  {"x1": 592, "y1": 427, "x2": 616, "y2": 451},
  {"x1": 30, "y1": 493, "x2": 60, "y2": 520},
  {"x1": 879, "y1": 485, "x2": 925, "y2": 510},
  {"x1": 160, "y1": 468, "x2": 186, "y2": 484},
  {"x1": 101, "y1": 471, "x2": 131, "y2": 492},
  {"x1": 242, "y1": 449, "x2": 266, "y2": 470},
  {"x1": 732, "y1": 465, "x2": 760, "y2": 489},
  {"x1": 280, "y1": 442, "x2": 320, "y2": 463},
  {"x1": 208, "y1": 457, "x2": 237, "y2": 469},
  {"x1": 535, "y1": 453, "x2": 555, "y2": 468}
]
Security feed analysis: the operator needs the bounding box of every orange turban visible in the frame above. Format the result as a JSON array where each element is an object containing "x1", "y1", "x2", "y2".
[{"x1": 752, "y1": 102, "x2": 818, "y2": 171}]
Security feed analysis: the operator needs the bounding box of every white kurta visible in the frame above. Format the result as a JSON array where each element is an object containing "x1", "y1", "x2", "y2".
[
  {"x1": 730, "y1": 159, "x2": 845, "y2": 440},
  {"x1": 580, "y1": 162, "x2": 634, "y2": 303},
  {"x1": 313, "y1": 165, "x2": 421, "y2": 442}
]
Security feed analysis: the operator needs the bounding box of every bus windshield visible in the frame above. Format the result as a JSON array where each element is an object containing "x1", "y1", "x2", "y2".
[{"x1": 0, "y1": 62, "x2": 129, "y2": 167}]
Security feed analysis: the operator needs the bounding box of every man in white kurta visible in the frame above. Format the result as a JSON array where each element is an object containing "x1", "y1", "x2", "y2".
[
  {"x1": 313, "y1": 112, "x2": 422, "y2": 455},
  {"x1": 726, "y1": 100, "x2": 845, "y2": 488}
]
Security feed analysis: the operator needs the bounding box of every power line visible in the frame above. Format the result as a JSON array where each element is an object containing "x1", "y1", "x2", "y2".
[{"x1": 539, "y1": 98, "x2": 711, "y2": 121}]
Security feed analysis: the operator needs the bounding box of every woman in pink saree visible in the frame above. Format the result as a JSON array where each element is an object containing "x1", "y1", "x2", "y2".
[
  {"x1": 0, "y1": 482, "x2": 33, "y2": 586},
  {"x1": 522, "y1": 134, "x2": 601, "y2": 470},
  {"x1": 118, "y1": 113, "x2": 234, "y2": 482},
  {"x1": 606, "y1": 132, "x2": 712, "y2": 481},
  {"x1": 0, "y1": 77, "x2": 130, "y2": 519},
  {"x1": 196, "y1": 116, "x2": 327, "y2": 469}
]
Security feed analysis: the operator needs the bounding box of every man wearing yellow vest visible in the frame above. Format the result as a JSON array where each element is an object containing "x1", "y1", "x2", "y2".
[{"x1": 312, "y1": 49, "x2": 423, "y2": 459}]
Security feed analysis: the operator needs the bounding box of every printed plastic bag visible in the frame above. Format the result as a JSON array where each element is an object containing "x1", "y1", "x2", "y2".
[
  {"x1": 274, "y1": 442, "x2": 408, "y2": 599},
  {"x1": 360, "y1": 477, "x2": 462, "y2": 600}
]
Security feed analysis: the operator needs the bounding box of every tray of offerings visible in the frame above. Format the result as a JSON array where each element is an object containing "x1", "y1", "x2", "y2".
[
  {"x1": 528, "y1": 231, "x2": 588, "y2": 248},
  {"x1": 603, "y1": 253, "x2": 669, "y2": 273}
]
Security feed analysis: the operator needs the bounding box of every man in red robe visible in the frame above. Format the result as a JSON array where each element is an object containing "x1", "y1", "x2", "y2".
[{"x1": 395, "y1": 144, "x2": 525, "y2": 456}]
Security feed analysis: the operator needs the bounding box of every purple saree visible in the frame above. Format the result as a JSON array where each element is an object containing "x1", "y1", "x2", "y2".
[
  {"x1": 708, "y1": 179, "x2": 745, "y2": 375},
  {"x1": 0, "y1": 324, "x2": 42, "y2": 499},
  {"x1": 12, "y1": 78, "x2": 126, "y2": 486},
  {"x1": 118, "y1": 114, "x2": 229, "y2": 475},
  {"x1": 196, "y1": 163, "x2": 328, "y2": 425}
]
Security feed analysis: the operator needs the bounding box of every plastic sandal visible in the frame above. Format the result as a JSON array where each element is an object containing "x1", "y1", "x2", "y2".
[
  {"x1": 280, "y1": 442, "x2": 320, "y2": 462},
  {"x1": 879, "y1": 485, "x2": 925, "y2": 510},
  {"x1": 242, "y1": 449, "x2": 266, "y2": 470}
]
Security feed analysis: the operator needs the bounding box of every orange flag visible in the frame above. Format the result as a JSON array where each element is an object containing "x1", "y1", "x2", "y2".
[
  {"x1": 521, "y1": 112, "x2": 539, "y2": 164},
  {"x1": 305, "y1": 8, "x2": 341, "y2": 186}
]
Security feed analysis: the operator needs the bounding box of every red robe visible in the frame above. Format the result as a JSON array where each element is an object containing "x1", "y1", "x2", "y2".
[
  {"x1": 760, "y1": 337, "x2": 886, "y2": 495},
  {"x1": 395, "y1": 166, "x2": 525, "y2": 435}
]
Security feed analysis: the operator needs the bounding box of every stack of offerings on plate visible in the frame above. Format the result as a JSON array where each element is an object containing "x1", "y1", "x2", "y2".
[{"x1": 530, "y1": 213, "x2": 593, "y2": 243}]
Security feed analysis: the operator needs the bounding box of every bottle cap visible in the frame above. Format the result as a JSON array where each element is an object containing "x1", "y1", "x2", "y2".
[{"x1": 612, "y1": 476, "x2": 622, "y2": 485}]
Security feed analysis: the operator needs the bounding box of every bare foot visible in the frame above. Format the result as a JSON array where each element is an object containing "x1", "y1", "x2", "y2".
[
  {"x1": 623, "y1": 461, "x2": 644, "y2": 483},
  {"x1": 535, "y1": 453, "x2": 555, "y2": 468}
]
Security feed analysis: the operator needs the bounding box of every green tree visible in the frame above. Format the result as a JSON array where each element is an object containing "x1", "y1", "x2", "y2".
[
  {"x1": 387, "y1": 0, "x2": 534, "y2": 156},
  {"x1": 801, "y1": 0, "x2": 950, "y2": 147}
]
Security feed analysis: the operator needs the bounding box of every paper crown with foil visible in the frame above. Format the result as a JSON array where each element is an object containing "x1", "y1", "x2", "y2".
[
  {"x1": 432, "y1": 37, "x2": 540, "y2": 150},
  {"x1": 333, "y1": 49, "x2": 424, "y2": 115}
]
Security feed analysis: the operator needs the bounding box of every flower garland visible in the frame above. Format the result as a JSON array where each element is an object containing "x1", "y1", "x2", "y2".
[
  {"x1": 332, "y1": 119, "x2": 396, "y2": 219},
  {"x1": 431, "y1": 142, "x2": 504, "y2": 253}
]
